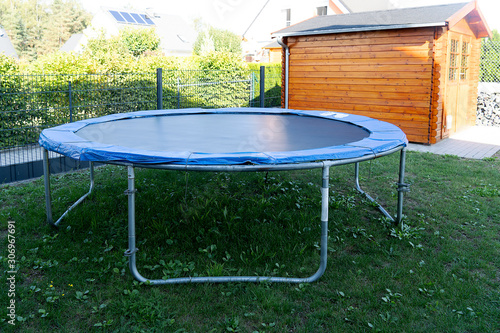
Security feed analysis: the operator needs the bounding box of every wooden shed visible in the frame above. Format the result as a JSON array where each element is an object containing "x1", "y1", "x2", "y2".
[{"x1": 272, "y1": 1, "x2": 491, "y2": 144}]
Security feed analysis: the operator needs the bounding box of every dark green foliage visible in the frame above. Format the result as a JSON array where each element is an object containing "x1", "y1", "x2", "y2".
[
  {"x1": 248, "y1": 63, "x2": 282, "y2": 107},
  {"x1": 0, "y1": 61, "x2": 282, "y2": 148},
  {"x1": 0, "y1": 72, "x2": 157, "y2": 148}
]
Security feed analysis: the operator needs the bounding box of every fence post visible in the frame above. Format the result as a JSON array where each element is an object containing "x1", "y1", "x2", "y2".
[
  {"x1": 177, "y1": 77, "x2": 181, "y2": 109},
  {"x1": 156, "y1": 68, "x2": 163, "y2": 110},
  {"x1": 260, "y1": 66, "x2": 265, "y2": 108},
  {"x1": 68, "y1": 81, "x2": 73, "y2": 122},
  {"x1": 249, "y1": 72, "x2": 255, "y2": 106}
]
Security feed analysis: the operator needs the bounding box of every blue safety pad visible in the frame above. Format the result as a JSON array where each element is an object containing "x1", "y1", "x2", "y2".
[{"x1": 39, "y1": 108, "x2": 407, "y2": 165}]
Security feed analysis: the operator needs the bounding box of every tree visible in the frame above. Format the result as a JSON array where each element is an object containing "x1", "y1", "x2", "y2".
[
  {"x1": 13, "y1": 18, "x2": 30, "y2": 56},
  {"x1": 0, "y1": 0, "x2": 91, "y2": 60},
  {"x1": 85, "y1": 28, "x2": 161, "y2": 58},
  {"x1": 81, "y1": 28, "x2": 161, "y2": 72},
  {"x1": 490, "y1": 29, "x2": 500, "y2": 42},
  {"x1": 193, "y1": 26, "x2": 242, "y2": 56},
  {"x1": 39, "y1": 0, "x2": 91, "y2": 55}
]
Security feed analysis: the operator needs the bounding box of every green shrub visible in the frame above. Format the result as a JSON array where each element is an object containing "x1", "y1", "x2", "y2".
[
  {"x1": 0, "y1": 54, "x2": 19, "y2": 74},
  {"x1": 193, "y1": 26, "x2": 242, "y2": 56},
  {"x1": 28, "y1": 52, "x2": 90, "y2": 74},
  {"x1": 120, "y1": 27, "x2": 161, "y2": 57},
  {"x1": 197, "y1": 51, "x2": 248, "y2": 71},
  {"x1": 247, "y1": 62, "x2": 282, "y2": 107},
  {"x1": 0, "y1": 48, "x2": 282, "y2": 148}
]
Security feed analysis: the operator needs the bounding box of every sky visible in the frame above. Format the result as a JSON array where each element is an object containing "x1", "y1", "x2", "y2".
[{"x1": 79, "y1": 0, "x2": 500, "y2": 36}]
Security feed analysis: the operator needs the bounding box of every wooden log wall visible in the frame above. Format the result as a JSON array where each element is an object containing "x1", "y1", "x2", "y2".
[
  {"x1": 431, "y1": 27, "x2": 447, "y2": 144},
  {"x1": 285, "y1": 28, "x2": 437, "y2": 144}
]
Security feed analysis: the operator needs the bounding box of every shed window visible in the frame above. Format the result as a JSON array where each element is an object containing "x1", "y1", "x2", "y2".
[
  {"x1": 460, "y1": 41, "x2": 470, "y2": 80},
  {"x1": 448, "y1": 39, "x2": 460, "y2": 81}
]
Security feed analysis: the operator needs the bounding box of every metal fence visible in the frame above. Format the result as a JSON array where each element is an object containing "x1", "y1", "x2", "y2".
[
  {"x1": 480, "y1": 40, "x2": 500, "y2": 83},
  {"x1": 0, "y1": 67, "x2": 282, "y2": 183}
]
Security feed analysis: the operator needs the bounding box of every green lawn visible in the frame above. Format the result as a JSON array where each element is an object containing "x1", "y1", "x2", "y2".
[{"x1": 1, "y1": 151, "x2": 499, "y2": 332}]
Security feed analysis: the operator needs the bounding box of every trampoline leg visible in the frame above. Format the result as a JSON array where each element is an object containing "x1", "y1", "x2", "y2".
[
  {"x1": 396, "y1": 148, "x2": 409, "y2": 226},
  {"x1": 125, "y1": 166, "x2": 148, "y2": 283},
  {"x1": 125, "y1": 164, "x2": 331, "y2": 285},
  {"x1": 354, "y1": 162, "x2": 394, "y2": 222},
  {"x1": 43, "y1": 149, "x2": 54, "y2": 225},
  {"x1": 42, "y1": 149, "x2": 95, "y2": 227},
  {"x1": 316, "y1": 164, "x2": 330, "y2": 280},
  {"x1": 354, "y1": 148, "x2": 409, "y2": 227}
]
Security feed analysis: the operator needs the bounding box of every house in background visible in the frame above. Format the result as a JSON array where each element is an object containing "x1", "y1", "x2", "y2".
[
  {"x1": 0, "y1": 28, "x2": 19, "y2": 59},
  {"x1": 61, "y1": 7, "x2": 197, "y2": 56},
  {"x1": 234, "y1": 0, "x2": 348, "y2": 61},
  {"x1": 273, "y1": 1, "x2": 491, "y2": 144},
  {"x1": 261, "y1": 40, "x2": 282, "y2": 63},
  {"x1": 60, "y1": 34, "x2": 86, "y2": 53}
]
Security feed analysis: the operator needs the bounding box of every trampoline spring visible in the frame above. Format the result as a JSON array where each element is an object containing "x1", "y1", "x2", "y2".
[{"x1": 124, "y1": 248, "x2": 138, "y2": 257}]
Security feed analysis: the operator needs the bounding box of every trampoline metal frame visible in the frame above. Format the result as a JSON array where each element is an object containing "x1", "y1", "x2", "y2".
[{"x1": 42, "y1": 146, "x2": 407, "y2": 285}]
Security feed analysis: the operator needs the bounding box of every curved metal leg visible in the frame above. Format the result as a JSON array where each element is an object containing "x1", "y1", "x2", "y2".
[
  {"x1": 354, "y1": 162, "x2": 394, "y2": 222},
  {"x1": 354, "y1": 148, "x2": 408, "y2": 226},
  {"x1": 125, "y1": 164, "x2": 331, "y2": 285},
  {"x1": 43, "y1": 148, "x2": 95, "y2": 227}
]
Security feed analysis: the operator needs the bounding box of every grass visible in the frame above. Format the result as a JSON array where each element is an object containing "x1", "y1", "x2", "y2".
[{"x1": 1, "y1": 151, "x2": 499, "y2": 332}]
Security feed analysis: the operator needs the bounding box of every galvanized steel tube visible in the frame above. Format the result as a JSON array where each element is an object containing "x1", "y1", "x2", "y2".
[
  {"x1": 396, "y1": 148, "x2": 407, "y2": 225},
  {"x1": 43, "y1": 149, "x2": 53, "y2": 225},
  {"x1": 126, "y1": 164, "x2": 331, "y2": 285}
]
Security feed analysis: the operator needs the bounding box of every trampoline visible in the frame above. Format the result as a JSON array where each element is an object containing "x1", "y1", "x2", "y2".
[{"x1": 40, "y1": 107, "x2": 409, "y2": 285}]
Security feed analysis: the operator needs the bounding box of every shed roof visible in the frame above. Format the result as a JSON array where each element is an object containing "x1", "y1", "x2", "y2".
[
  {"x1": 273, "y1": 1, "x2": 491, "y2": 38},
  {"x1": 262, "y1": 40, "x2": 281, "y2": 49}
]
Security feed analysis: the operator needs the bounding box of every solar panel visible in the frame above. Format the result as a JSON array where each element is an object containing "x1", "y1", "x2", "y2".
[
  {"x1": 131, "y1": 13, "x2": 146, "y2": 24},
  {"x1": 109, "y1": 10, "x2": 126, "y2": 22},
  {"x1": 120, "y1": 12, "x2": 136, "y2": 23},
  {"x1": 141, "y1": 14, "x2": 155, "y2": 25},
  {"x1": 109, "y1": 9, "x2": 155, "y2": 25}
]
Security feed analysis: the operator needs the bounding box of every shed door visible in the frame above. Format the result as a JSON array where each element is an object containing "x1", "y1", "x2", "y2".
[{"x1": 445, "y1": 33, "x2": 473, "y2": 134}]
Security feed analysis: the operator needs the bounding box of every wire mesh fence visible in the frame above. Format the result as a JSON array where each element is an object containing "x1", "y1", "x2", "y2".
[
  {"x1": 0, "y1": 67, "x2": 282, "y2": 183},
  {"x1": 480, "y1": 40, "x2": 500, "y2": 83}
]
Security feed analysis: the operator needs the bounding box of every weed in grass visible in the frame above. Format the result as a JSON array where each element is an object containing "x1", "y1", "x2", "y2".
[
  {"x1": 390, "y1": 224, "x2": 425, "y2": 241},
  {"x1": 381, "y1": 289, "x2": 403, "y2": 306},
  {"x1": 159, "y1": 259, "x2": 196, "y2": 280},
  {"x1": 220, "y1": 316, "x2": 241, "y2": 332}
]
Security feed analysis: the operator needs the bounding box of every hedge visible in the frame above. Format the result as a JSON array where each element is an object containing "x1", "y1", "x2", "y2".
[{"x1": 0, "y1": 51, "x2": 282, "y2": 149}]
